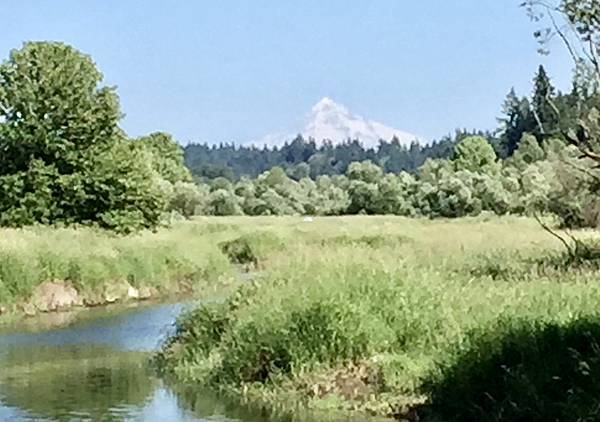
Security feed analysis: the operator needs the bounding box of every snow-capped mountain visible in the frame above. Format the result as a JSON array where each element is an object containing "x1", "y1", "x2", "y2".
[{"x1": 255, "y1": 97, "x2": 421, "y2": 147}]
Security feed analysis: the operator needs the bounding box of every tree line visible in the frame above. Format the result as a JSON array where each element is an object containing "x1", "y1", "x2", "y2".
[
  {"x1": 0, "y1": 0, "x2": 597, "y2": 233},
  {"x1": 184, "y1": 65, "x2": 581, "y2": 182},
  {"x1": 188, "y1": 134, "x2": 597, "y2": 229}
]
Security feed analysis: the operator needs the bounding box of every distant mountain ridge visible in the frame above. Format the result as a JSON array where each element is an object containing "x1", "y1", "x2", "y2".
[{"x1": 256, "y1": 97, "x2": 422, "y2": 147}]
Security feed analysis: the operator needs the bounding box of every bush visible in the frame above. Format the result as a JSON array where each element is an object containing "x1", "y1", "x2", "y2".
[
  {"x1": 206, "y1": 189, "x2": 243, "y2": 216},
  {"x1": 168, "y1": 182, "x2": 208, "y2": 218},
  {"x1": 219, "y1": 238, "x2": 258, "y2": 266}
]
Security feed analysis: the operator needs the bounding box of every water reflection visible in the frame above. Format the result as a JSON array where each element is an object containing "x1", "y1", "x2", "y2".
[
  {"x1": 0, "y1": 302, "x2": 187, "y2": 352},
  {"x1": 0, "y1": 303, "x2": 383, "y2": 421},
  {"x1": 0, "y1": 345, "x2": 155, "y2": 421}
]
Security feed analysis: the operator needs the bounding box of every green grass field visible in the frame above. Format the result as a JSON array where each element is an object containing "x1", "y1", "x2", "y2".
[
  {"x1": 4, "y1": 216, "x2": 600, "y2": 420},
  {"x1": 152, "y1": 216, "x2": 600, "y2": 420},
  {"x1": 0, "y1": 221, "x2": 232, "y2": 312}
]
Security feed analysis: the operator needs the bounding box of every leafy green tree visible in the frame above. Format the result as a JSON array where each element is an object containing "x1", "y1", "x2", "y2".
[
  {"x1": 262, "y1": 167, "x2": 288, "y2": 188},
  {"x1": 210, "y1": 177, "x2": 234, "y2": 192},
  {"x1": 347, "y1": 180, "x2": 379, "y2": 214},
  {"x1": 70, "y1": 141, "x2": 168, "y2": 232},
  {"x1": 169, "y1": 182, "x2": 208, "y2": 217},
  {"x1": 307, "y1": 153, "x2": 335, "y2": 178},
  {"x1": 453, "y1": 136, "x2": 498, "y2": 173},
  {"x1": 190, "y1": 163, "x2": 235, "y2": 183},
  {"x1": 419, "y1": 159, "x2": 453, "y2": 184},
  {"x1": 344, "y1": 161, "x2": 384, "y2": 214},
  {"x1": 509, "y1": 133, "x2": 546, "y2": 170},
  {"x1": 286, "y1": 162, "x2": 310, "y2": 181},
  {"x1": 524, "y1": 0, "x2": 599, "y2": 160},
  {"x1": 206, "y1": 189, "x2": 243, "y2": 216},
  {"x1": 346, "y1": 160, "x2": 383, "y2": 184},
  {"x1": 312, "y1": 175, "x2": 350, "y2": 215},
  {"x1": 0, "y1": 42, "x2": 169, "y2": 232},
  {"x1": 522, "y1": 1, "x2": 600, "y2": 230},
  {"x1": 546, "y1": 147, "x2": 600, "y2": 228},
  {"x1": 520, "y1": 161, "x2": 558, "y2": 213},
  {"x1": 137, "y1": 132, "x2": 191, "y2": 184},
  {"x1": 0, "y1": 42, "x2": 121, "y2": 175},
  {"x1": 472, "y1": 173, "x2": 513, "y2": 215},
  {"x1": 373, "y1": 174, "x2": 412, "y2": 215},
  {"x1": 258, "y1": 188, "x2": 298, "y2": 215},
  {"x1": 416, "y1": 170, "x2": 481, "y2": 218}
]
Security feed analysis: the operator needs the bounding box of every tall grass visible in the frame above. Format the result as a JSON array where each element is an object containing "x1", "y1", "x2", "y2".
[
  {"x1": 0, "y1": 219, "x2": 289, "y2": 309},
  {"x1": 6, "y1": 216, "x2": 600, "y2": 418},
  {"x1": 156, "y1": 215, "x2": 600, "y2": 419}
]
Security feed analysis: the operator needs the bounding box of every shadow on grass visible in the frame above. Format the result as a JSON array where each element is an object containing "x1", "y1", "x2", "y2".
[{"x1": 423, "y1": 317, "x2": 600, "y2": 421}]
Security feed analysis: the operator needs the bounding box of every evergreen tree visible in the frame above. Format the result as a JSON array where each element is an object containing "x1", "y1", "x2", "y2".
[
  {"x1": 531, "y1": 65, "x2": 560, "y2": 141},
  {"x1": 499, "y1": 88, "x2": 535, "y2": 155}
]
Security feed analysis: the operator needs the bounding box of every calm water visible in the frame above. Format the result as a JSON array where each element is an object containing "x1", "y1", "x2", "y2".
[{"x1": 0, "y1": 302, "x2": 380, "y2": 422}]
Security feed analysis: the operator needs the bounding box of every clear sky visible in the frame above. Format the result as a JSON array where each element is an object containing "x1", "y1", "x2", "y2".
[{"x1": 2, "y1": 0, "x2": 573, "y2": 144}]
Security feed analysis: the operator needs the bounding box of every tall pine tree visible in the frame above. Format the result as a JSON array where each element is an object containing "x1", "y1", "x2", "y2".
[
  {"x1": 531, "y1": 65, "x2": 559, "y2": 142},
  {"x1": 499, "y1": 88, "x2": 535, "y2": 155}
]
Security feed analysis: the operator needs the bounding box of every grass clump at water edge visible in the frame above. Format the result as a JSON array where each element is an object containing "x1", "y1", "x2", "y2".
[{"x1": 155, "y1": 216, "x2": 600, "y2": 420}]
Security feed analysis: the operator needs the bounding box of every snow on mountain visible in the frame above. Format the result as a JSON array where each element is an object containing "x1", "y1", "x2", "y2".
[{"x1": 255, "y1": 97, "x2": 421, "y2": 147}]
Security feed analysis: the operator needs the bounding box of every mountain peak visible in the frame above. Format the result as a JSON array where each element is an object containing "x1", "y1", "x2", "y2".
[
  {"x1": 311, "y1": 96, "x2": 342, "y2": 112},
  {"x1": 256, "y1": 98, "x2": 422, "y2": 147},
  {"x1": 310, "y1": 97, "x2": 350, "y2": 119}
]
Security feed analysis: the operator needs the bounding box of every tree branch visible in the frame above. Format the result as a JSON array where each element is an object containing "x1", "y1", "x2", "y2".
[{"x1": 534, "y1": 212, "x2": 574, "y2": 255}]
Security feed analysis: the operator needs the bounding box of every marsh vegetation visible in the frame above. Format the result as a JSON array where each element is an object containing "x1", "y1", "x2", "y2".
[{"x1": 151, "y1": 216, "x2": 600, "y2": 420}]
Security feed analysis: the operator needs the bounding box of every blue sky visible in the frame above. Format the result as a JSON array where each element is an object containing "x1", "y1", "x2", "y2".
[{"x1": 3, "y1": 1, "x2": 573, "y2": 144}]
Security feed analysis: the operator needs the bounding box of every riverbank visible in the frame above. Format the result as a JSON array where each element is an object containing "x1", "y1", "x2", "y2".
[
  {"x1": 0, "y1": 287, "x2": 387, "y2": 421},
  {"x1": 6, "y1": 216, "x2": 600, "y2": 420},
  {"x1": 0, "y1": 218, "x2": 284, "y2": 319},
  {"x1": 155, "y1": 216, "x2": 600, "y2": 420}
]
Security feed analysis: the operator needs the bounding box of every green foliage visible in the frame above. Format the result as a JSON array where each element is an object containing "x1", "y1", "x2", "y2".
[
  {"x1": 183, "y1": 130, "x2": 487, "y2": 181},
  {"x1": 168, "y1": 181, "x2": 208, "y2": 218},
  {"x1": 178, "y1": 132, "x2": 592, "y2": 225},
  {"x1": 219, "y1": 237, "x2": 258, "y2": 266},
  {"x1": 347, "y1": 180, "x2": 379, "y2": 214},
  {"x1": 0, "y1": 42, "x2": 193, "y2": 233},
  {"x1": 136, "y1": 132, "x2": 191, "y2": 184},
  {"x1": 207, "y1": 189, "x2": 243, "y2": 216},
  {"x1": 177, "y1": 127, "x2": 594, "y2": 229},
  {"x1": 287, "y1": 162, "x2": 310, "y2": 181},
  {"x1": 0, "y1": 40, "x2": 594, "y2": 231},
  {"x1": 0, "y1": 222, "x2": 233, "y2": 306},
  {"x1": 156, "y1": 216, "x2": 600, "y2": 417},
  {"x1": 523, "y1": 1, "x2": 600, "y2": 229},
  {"x1": 157, "y1": 302, "x2": 231, "y2": 368},
  {"x1": 499, "y1": 88, "x2": 536, "y2": 156},
  {"x1": 0, "y1": 42, "x2": 120, "y2": 175},
  {"x1": 531, "y1": 65, "x2": 560, "y2": 141},
  {"x1": 453, "y1": 136, "x2": 498, "y2": 173},
  {"x1": 511, "y1": 133, "x2": 546, "y2": 168},
  {"x1": 80, "y1": 141, "x2": 168, "y2": 233},
  {"x1": 419, "y1": 171, "x2": 482, "y2": 218},
  {"x1": 346, "y1": 160, "x2": 383, "y2": 184}
]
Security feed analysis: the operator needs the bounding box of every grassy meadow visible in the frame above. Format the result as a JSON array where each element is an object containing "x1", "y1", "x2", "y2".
[
  {"x1": 153, "y1": 215, "x2": 600, "y2": 420},
  {"x1": 3, "y1": 216, "x2": 600, "y2": 419},
  {"x1": 0, "y1": 221, "x2": 234, "y2": 312}
]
